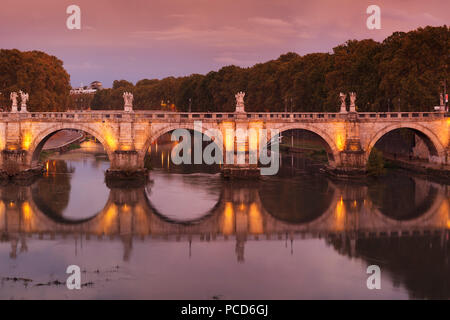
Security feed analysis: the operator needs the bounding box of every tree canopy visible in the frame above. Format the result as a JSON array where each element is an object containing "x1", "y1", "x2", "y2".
[
  {"x1": 92, "y1": 26, "x2": 449, "y2": 112},
  {"x1": 2, "y1": 26, "x2": 448, "y2": 113},
  {"x1": 0, "y1": 49, "x2": 71, "y2": 111}
]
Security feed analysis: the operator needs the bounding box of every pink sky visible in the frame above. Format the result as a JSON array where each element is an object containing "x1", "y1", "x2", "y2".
[{"x1": 1, "y1": 0, "x2": 448, "y2": 87}]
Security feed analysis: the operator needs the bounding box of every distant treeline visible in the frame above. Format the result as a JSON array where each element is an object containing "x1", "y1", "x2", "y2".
[
  {"x1": 1, "y1": 26, "x2": 448, "y2": 112},
  {"x1": 92, "y1": 26, "x2": 449, "y2": 112}
]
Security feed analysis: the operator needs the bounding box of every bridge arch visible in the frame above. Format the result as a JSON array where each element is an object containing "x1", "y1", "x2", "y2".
[
  {"x1": 27, "y1": 124, "x2": 114, "y2": 167},
  {"x1": 366, "y1": 123, "x2": 446, "y2": 164},
  {"x1": 271, "y1": 124, "x2": 341, "y2": 166},
  {"x1": 139, "y1": 123, "x2": 220, "y2": 165}
]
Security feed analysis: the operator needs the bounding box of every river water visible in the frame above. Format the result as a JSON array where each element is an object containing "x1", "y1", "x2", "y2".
[{"x1": 0, "y1": 141, "x2": 449, "y2": 299}]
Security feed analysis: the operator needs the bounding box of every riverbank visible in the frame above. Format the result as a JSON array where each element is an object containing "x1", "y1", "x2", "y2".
[{"x1": 383, "y1": 157, "x2": 450, "y2": 184}]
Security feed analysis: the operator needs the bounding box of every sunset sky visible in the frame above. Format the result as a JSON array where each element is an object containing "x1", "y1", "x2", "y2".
[{"x1": 1, "y1": 0, "x2": 448, "y2": 87}]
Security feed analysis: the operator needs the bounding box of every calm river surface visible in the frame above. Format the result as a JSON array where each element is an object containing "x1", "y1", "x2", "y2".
[{"x1": 0, "y1": 142, "x2": 449, "y2": 299}]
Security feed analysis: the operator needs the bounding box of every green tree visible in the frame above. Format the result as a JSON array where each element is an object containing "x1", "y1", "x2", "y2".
[
  {"x1": 0, "y1": 49, "x2": 71, "y2": 111},
  {"x1": 367, "y1": 148, "x2": 386, "y2": 176}
]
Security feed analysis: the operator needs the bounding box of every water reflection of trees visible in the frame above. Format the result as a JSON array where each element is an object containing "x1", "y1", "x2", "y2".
[
  {"x1": 368, "y1": 172, "x2": 438, "y2": 220},
  {"x1": 327, "y1": 233, "x2": 450, "y2": 299},
  {"x1": 31, "y1": 160, "x2": 73, "y2": 219},
  {"x1": 258, "y1": 175, "x2": 334, "y2": 223},
  {"x1": 2, "y1": 157, "x2": 449, "y2": 298}
]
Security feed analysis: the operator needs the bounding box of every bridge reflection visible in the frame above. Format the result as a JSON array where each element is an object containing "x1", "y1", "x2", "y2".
[{"x1": 0, "y1": 175, "x2": 448, "y2": 263}]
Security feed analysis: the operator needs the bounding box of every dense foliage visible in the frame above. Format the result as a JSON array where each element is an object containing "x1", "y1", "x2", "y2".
[
  {"x1": 1, "y1": 26, "x2": 448, "y2": 112},
  {"x1": 0, "y1": 49, "x2": 71, "y2": 111},
  {"x1": 92, "y1": 26, "x2": 449, "y2": 112}
]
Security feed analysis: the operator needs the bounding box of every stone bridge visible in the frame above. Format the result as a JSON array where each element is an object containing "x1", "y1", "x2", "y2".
[
  {"x1": 0, "y1": 106, "x2": 448, "y2": 178},
  {"x1": 0, "y1": 176, "x2": 449, "y2": 261}
]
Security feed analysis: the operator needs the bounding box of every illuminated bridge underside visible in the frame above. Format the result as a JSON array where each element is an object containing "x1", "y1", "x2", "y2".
[{"x1": 0, "y1": 111, "x2": 448, "y2": 176}]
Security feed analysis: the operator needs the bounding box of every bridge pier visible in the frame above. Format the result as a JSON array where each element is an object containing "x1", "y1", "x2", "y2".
[
  {"x1": 105, "y1": 150, "x2": 148, "y2": 186},
  {"x1": 221, "y1": 116, "x2": 261, "y2": 179},
  {"x1": 1, "y1": 149, "x2": 44, "y2": 180}
]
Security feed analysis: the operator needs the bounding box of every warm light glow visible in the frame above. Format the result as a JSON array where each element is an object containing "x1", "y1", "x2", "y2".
[
  {"x1": 22, "y1": 201, "x2": 32, "y2": 221},
  {"x1": 121, "y1": 145, "x2": 132, "y2": 151},
  {"x1": 80, "y1": 140, "x2": 98, "y2": 150},
  {"x1": 102, "y1": 126, "x2": 117, "y2": 150},
  {"x1": 21, "y1": 201, "x2": 35, "y2": 232},
  {"x1": 0, "y1": 201, "x2": 5, "y2": 229},
  {"x1": 225, "y1": 129, "x2": 234, "y2": 151},
  {"x1": 22, "y1": 132, "x2": 32, "y2": 150},
  {"x1": 249, "y1": 127, "x2": 259, "y2": 154},
  {"x1": 334, "y1": 196, "x2": 346, "y2": 231},
  {"x1": 222, "y1": 202, "x2": 234, "y2": 235},
  {"x1": 101, "y1": 203, "x2": 118, "y2": 234},
  {"x1": 134, "y1": 204, "x2": 150, "y2": 236},
  {"x1": 248, "y1": 203, "x2": 263, "y2": 234},
  {"x1": 121, "y1": 204, "x2": 131, "y2": 212},
  {"x1": 336, "y1": 134, "x2": 345, "y2": 151}
]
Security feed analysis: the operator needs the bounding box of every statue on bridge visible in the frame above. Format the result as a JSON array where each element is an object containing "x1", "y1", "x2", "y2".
[
  {"x1": 235, "y1": 91, "x2": 246, "y2": 113},
  {"x1": 10, "y1": 92, "x2": 18, "y2": 112},
  {"x1": 349, "y1": 92, "x2": 357, "y2": 112},
  {"x1": 123, "y1": 92, "x2": 134, "y2": 112},
  {"x1": 19, "y1": 90, "x2": 29, "y2": 112},
  {"x1": 339, "y1": 92, "x2": 347, "y2": 113}
]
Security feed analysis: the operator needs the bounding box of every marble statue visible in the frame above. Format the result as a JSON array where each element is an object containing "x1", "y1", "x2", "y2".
[
  {"x1": 339, "y1": 92, "x2": 347, "y2": 113},
  {"x1": 10, "y1": 92, "x2": 18, "y2": 112},
  {"x1": 19, "y1": 90, "x2": 29, "y2": 112},
  {"x1": 123, "y1": 92, "x2": 134, "y2": 112},
  {"x1": 349, "y1": 92, "x2": 356, "y2": 112},
  {"x1": 235, "y1": 92, "x2": 245, "y2": 113}
]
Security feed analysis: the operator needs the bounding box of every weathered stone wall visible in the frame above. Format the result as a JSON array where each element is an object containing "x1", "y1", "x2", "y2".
[{"x1": 0, "y1": 112, "x2": 447, "y2": 177}]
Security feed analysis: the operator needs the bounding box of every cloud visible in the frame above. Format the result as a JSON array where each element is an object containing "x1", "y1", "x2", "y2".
[
  {"x1": 129, "y1": 26, "x2": 284, "y2": 47},
  {"x1": 248, "y1": 17, "x2": 292, "y2": 28}
]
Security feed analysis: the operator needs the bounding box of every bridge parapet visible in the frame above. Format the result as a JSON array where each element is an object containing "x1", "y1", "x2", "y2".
[{"x1": 0, "y1": 110, "x2": 445, "y2": 122}]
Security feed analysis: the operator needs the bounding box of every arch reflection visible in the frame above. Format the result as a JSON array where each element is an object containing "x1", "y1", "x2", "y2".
[
  {"x1": 0, "y1": 175, "x2": 447, "y2": 262},
  {"x1": 367, "y1": 173, "x2": 438, "y2": 221}
]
